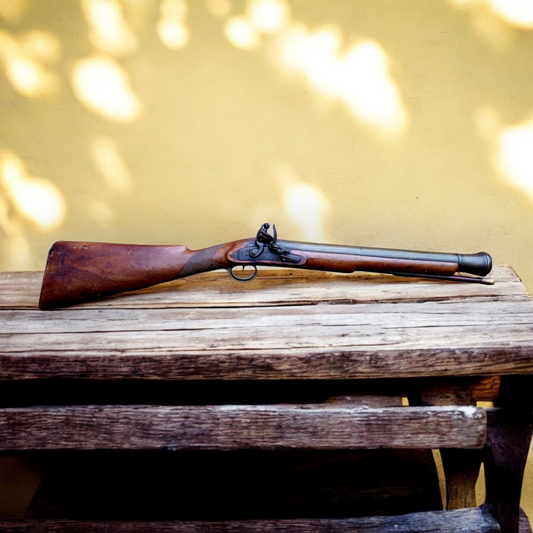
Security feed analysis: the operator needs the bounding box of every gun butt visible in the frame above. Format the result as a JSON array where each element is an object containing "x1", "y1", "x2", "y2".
[
  {"x1": 38, "y1": 241, "x2": 232, "y2": 309},
  {"x1": 38, "y1": 242, "x2": 190, "y2": 309}
]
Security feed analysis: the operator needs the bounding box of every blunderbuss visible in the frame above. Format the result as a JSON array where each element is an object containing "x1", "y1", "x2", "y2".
[{"x1": 38, "y1": 222, "x2": 493, "y2": 309}]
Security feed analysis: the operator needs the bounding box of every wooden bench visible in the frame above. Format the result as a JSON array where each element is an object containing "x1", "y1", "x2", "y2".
[{"x1": 1, "y1": 266, "x2": 532, "y2": 532}]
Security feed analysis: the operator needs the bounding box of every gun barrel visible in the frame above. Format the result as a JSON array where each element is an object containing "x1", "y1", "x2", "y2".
[{"x1": 281, "y1": 240, "x2": 492, "y2": 277}]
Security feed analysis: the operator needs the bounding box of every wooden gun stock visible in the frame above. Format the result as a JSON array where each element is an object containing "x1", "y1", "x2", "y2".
[{"x1": 38, "y1": 240, "x2": 244, "y2": 310}]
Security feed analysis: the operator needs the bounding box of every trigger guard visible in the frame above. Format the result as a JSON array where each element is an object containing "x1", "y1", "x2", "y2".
[{"x1": 228, "y1": 264, "x2": 258, "y2": 282}]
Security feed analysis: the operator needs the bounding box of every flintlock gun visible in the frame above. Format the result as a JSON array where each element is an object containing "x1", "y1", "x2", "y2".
[{"x1": 38, "y1": 222, "x2": 493, "y2": 310}]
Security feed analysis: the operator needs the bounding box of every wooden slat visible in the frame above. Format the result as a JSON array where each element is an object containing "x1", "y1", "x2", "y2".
[
  {"x1": 0, "y1": 506, "x2": 501, "y2": 532},
  {"x1": 1, "y1": 267, "x2": 532, "y2": 380},
  {"x1": 0, "y1": 266, "x2": 528, "y2": 310},
  {"x1": 419, "y1": 376, "x2": 501, "y2": 405},
  {"x1": 0, "y1": 405, "x2": 486, "y2": 451},
  {"x1": 1, "y1": 302, "x2": 533, "y2": 379}
]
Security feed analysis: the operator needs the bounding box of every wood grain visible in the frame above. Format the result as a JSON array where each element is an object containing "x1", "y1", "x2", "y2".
[
  {"x1": 485, "y1": 376, "x2": 533, "y2": 533},
  {"x1": 37, "y1": 241, "x2": 249, "y2": 309},
  {"x1": 0, "y1": 505, "x2": 501, "y2": 532},
  {"x1": 0, "y1": 265, "x2": 527, "y2": 310},
  {"x1": 0, "y1": 405, "x2": 486, "y2": 451},
  {"x1": 414, "y1": 379, "x2": 487, "y2": 511},
  {"x1": 1, "y1": 267, "x2": 532, "y2": 530},
  {"x1": 1, "y1": 266, "x2": 532, "y2": 380}
]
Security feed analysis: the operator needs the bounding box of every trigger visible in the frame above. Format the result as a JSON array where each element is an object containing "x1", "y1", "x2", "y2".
[{"x1": 227, "y1": 264, "x2": 258, "y2": 282}]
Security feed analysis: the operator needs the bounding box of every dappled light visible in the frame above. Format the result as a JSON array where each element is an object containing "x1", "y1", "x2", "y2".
[
  {"x1": 449, "y1": 0, "x2": 533, "y2": 32},
  {"x1": 4, "y1": 55, "x2": 57, "y2": 98},
  {"x1": 278, "y1": 28, "x2": 408, "y2": 137},
  {"x1": 0, "y1": 0, "x2": 533, "y2": 294},
  {"x1": 275, "y1": 164, "x2": 330, "y2": 242},
  {"x1": 0, "y1": 30, "x2": 60, "y2": 98},
  {"x1": 494, "y1": 116, "x2": 533, "y2": 200},
  {"x1": 279, "y1": 29, "x2": 408, "y2": 137},
  {"x1": 72, "y1": 55, "x2": 141, "y2": 122},
  {"x1": 157, "y1": 0, "x2": 189, "y2": 50},
  {"x1": 247, "y1": 0, "x2": 289, "y2": 34},
  {"x1": 20, "y1": 30, "x2": 61, "y2": 63},
  {"x1": 224, "y1": 16, "x2": 260, "y2": 50},
  {"x1": 224, "y1": 0, "x2": 288, "y2": 49},
  {"x1": 0, "y1": 152, "x2": 66, "y2": 232},
  {"x1": 205, "y1": 0, "x2": 232, "y2": 18},
  {"x1": 0, "y1": 192, "x2": 15, "y2": 236},
  {"x1": 90, "y1": 136, "x2": 135, "y2": 194},
  {"x1": 218, "y1": 0, "x2": 408, "y2": 138},
  {"x1": 284, "y1": 181, "x2": 329, "y2": 242},
  {"x1": 81, "y1": 0, "x2": 138, "y2": 56},
  {"x1": 488, "y1": 0, "x2": 533, "y2": 29}
]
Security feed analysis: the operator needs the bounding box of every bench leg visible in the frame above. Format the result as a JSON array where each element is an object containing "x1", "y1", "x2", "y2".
[
  {"x1": 485, "y1": 376, "x2": 533, "y2": 533},
  {"x1": 440, "y1": 448, "x2": 482, "y2": 509},
  {"x1": 412, "y1": 378, "x2": 484, "y2": 510}
]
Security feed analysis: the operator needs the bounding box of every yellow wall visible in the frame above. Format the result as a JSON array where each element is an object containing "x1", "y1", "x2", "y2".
[
  {"x1": 1, "y1": 0, "x2": 533, "y2": 286},
  {"x1": 2, "y1": 0, "x2": 533, "y2": 518}
]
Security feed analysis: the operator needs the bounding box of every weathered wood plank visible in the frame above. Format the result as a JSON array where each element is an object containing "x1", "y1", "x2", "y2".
[
  {"x1": 0, "y1": 266, "x2": 527, "y2": 310},
  {"x1": 0, "y1": 405, "x2": 486, "y2": 451},
  {"x1": 520, "y1": 508, "x2": 533, "y2": 533},
  {"x1": 2, "y1": 346, "x2": 533, "y2": 380},
  {"x1": 1, "y1": 266, "x2": 532, "y2": 380},
  {"x1": 1, "y1": 337, "x2": 532, "y2": 380},
  {"x1": 3, "y1": 299, "x2": 533, "y2": 335},
  {"x1": 1, "y1": 300, "x2": 533, "y2": 379},
  {"x1": 419, "y1": 376, "x2": 500, "y2": 405},
  {"x1": 0, "y1": 506, "x2": 502, "y2": 532}
]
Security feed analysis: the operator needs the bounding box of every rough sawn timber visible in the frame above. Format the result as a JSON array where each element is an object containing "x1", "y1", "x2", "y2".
[
  {"x1": 0, "y1": 505, "x2": 502, "y2": 532},
  {"x1": 1, "y1": 266, "x2": 532, "y2": 380},
  {"x1": 0, "y1": 265, "x2": 526, "y2": 310},
  {"x1": 0, "y1": 404, "x2": 486, "y2": 451}
]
